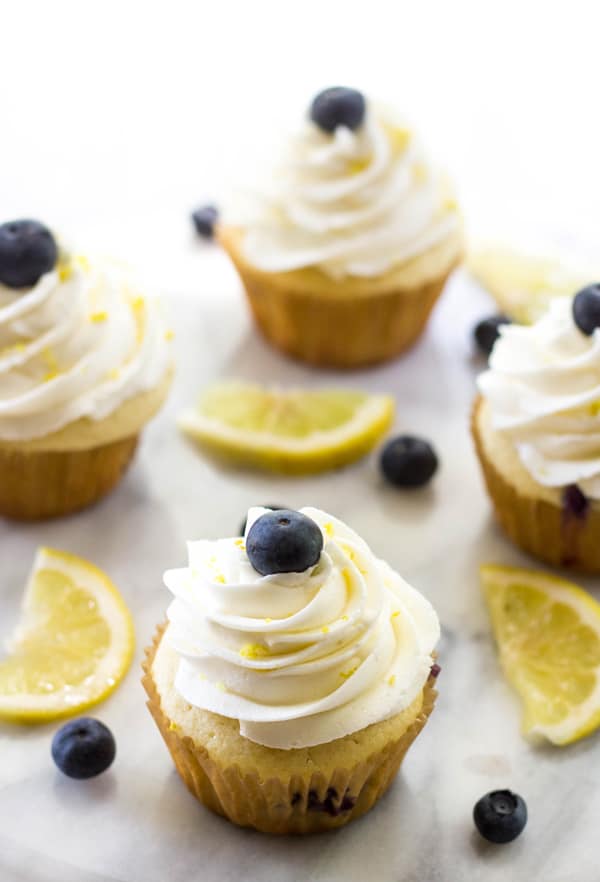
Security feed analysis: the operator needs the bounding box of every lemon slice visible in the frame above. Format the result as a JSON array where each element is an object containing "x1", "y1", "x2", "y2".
[
  {"x1": 467, "y1": 245, "x2": 594, "y2": 323},
  {"x1": 481, "y1": 564, "x2": 600, "y2": 745},
  {"x1": 0, "y1": 548, "x2": 134, "y2": 723},
  {"x1": 178, "y1": 382, "x2": 394, "y2": 474}
]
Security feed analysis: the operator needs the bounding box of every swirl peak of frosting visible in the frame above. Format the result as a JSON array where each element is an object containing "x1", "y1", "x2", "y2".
[
  {"x1": 229, "y1": 97, "x2": 459, "y2": 279},
  {"x1": 478, "y1": 296, "x2": 600, "y2": 498},
  {"x1": 0, "y1": 254, "x2": 172, "y2": 440},
  {"x1": 164, "y1": 506, "x2": 439, "y2": 749}
]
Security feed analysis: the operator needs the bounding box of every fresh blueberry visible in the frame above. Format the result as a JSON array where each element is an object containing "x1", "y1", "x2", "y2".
[
  {"x1": 0, "y1": 219, "x2": 58, "y2": 289},
  {"x1": 473, "y1": 315, "x2": 511, "y2": 357},
  {"x1": 380, "y1": 435, "x2": 438, "y2": 488},
  {"x1": 573, "y1": 284, "x2": 600, "y2": 335},
  {"x1": 191, "y1": 204, "x2": 219, "y2": 240},
  {"x1": 473, "y1": 790, "x2": 527, "y2": 844},
  {"x1": 309, "y1": 87, "x2": 366, "y2": 134},
  {"x1": 240, "y1": 505, "x2": 288, "y2": 537},
  {"x1": 51, "y1": 717, "x2": 116, "y2": 779},
  {"x1": 246, "y1": 509, "x2": 323, "y2": 576}
]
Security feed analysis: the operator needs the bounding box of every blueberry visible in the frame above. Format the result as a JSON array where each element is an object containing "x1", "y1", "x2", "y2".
[
  {"x1": 473, "y1": 315, "x2": 511, "y2": 357},
  {"x1": 380, "y1": 435, "x2": 438, "y2": 488},
  {"x1": 0, "y1": 219, "x2": 58, "y2": 289},
  {"x1": 51, "y1": 717, "x2": 116, "y2": 779},
  {"x1": 246, "y1": 509, "x2": 323, "y2": 576},
  {"x1": 309, "y1": 87, "x2": 366, "y2": 134},
  {"x1": 191, "y1": 204, "x2": 218, "y2": 240},
  {"x1": 473, "y1": 790, "x2": 527, "y2": 844},
  {"x1": 573, "y1": 284, "x2": 600, "y2": 335},
  {"x1": 239, "y1": 505, "x2": 288, "y2": 537}
]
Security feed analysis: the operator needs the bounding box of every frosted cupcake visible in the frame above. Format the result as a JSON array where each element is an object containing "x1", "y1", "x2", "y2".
[
  {"x1": 0, "y1": 219, "x2": 173, "y2": 520},
  {"x1": 473, "y1": 285, "x2": 600, "y2": 571},
  {"x1": 143, "y1": 506, "x2": 440, "y2": 834},
  {"x1": 220, "y1": 87, "x2": 463, "y2": 368}
]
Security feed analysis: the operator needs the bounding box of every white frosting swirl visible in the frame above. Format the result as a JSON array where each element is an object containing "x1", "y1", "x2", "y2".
[
  {"x1": 0, "y1": 258, "x2": 172, "y2": 440},
  {"x1": 478, "y1": 296, "x2": 600, "y2": 499},
  {"x1": 232, "y1": 103, "x2": 459, "y2": 279},
  {"x1": 164, "y1": 506, "x2": 439, "y2": 749}
]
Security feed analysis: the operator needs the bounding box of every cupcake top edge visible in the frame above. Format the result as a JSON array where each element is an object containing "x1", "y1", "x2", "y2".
[
  {"x1": 0, "y1": 219, "x2": 173, "y2": 442},
  {"x1": 224, "y1": 88, "x2": 461, "y2": 281},
  {"x1": 477, "y1": 288, "x2": 600, "y2": 500},
  {"x1": 163, "y1": 505, "x2": 440, "y2": 750}
]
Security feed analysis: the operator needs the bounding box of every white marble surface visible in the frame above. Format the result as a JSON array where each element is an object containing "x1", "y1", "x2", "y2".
[{"x1": 1, "y1": 244, "x2": 598, "y2": 882}]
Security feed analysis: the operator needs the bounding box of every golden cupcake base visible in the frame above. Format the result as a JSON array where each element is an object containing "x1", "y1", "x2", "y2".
[
  {"x1": 220, "y1": 226, "x2": 461, "y2": 369},
  {"x1": 143, "y1": 624, "x2": 438, "y2": 835},
  {"x1": 472, "y1": 397, "x2": 600, "y2": 573},
  {"x1": 0, "y1": 435, "x2": 139, "y2": 520}
]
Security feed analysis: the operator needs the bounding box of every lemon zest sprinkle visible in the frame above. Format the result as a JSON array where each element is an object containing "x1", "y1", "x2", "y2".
[
  {"x1": 75, "y1": 254, "x2": 90, "y2": 272},
  {"x1": 165, "y1": 329, "x2": 175, "y2": 341},
  {"x1": 321, "y1": 625, "x2": 330, "y2": 634},
  {"x1": 388, "y1": 675, "x2": 396, "y2": 687},
  {"x1": 90, "y1": 311, "x2": 108, "y2": 323},
  {"x1": 264, "y1": 617, "x2": 272, "y2": 623},
  {"x1": 391, "y1": 610, "x2": 400, "y2": 619},
  {"x1": 412, "y1": 162, "x2": 428, "y2": 183},
  {"x1": 340, "y1": 666, "x2": 358, "y2": 680},
  {"x1": 323, "y1": 522, "x2": 334, "y2": 537},
  {"x1": 58, "y1": 262, "x2": 73, "y2": 282},
  {"x1": 215, "y1": 681, "x2": 227, "y2": 692},
  {"x1": 239, "y1": 643, "x2": 270, "y2": 659},
  {"x1": 214, "y1": 574, "x2": 225, "y2": 584}
]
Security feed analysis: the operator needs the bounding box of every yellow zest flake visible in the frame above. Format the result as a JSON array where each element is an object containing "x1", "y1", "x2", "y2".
[
  {"x1": 131, "y1": 296, "x2": 145, "y2": 312},
  {"x1": 165, "y1": 329, "x2": 175, "y2": 341},
  {"x1": 214, "y1": 574, "x2": 226, "y2": 584},
  {"x1": 323, "y1": 522, "x2": 334, "y2": 538},
  {"x1": 90, "y1": 311, "x2": 108, "y2": 323},
  {"x1": 388, "y1": 674, "x2": 396, "y2": 687},
  {"x1": 340, "y1": 665, "x2": 358, "y2": 680},
  {"x1": 387, "y1": 125, "x2": 411, "y2": 156},
  {"x1": 75, "y1": 254, "x2": 90, "y2": 272},
  {"x1": 43, "y1": 370, "x2": 59, "y2": 382},
  {"x1": 41, "y1": 347, "x2": 60, "y2": 381},
  {"x1": 239, "y1": 643, "x2": 271, "y2": 659},
  {"x1": 348, "y1": 156, "x2": 371, "y2": 175},
  {"x1": 215, "y1": 681, "x2": 227, "y2": 692},
  {"x1": 106, "y1": 367, "x2": 120, "y2": 381},
  {"x1": 588, "y1": 400, "x2": 600, "y2": 417},
  {"x1": 264, "y1": 617, "x2": 272, "y2": 623},
  {"x1": 168, "y1": 721, "x2": 179, "y2": 732},
  {"x1": 391, "y1": 610, "x2": 400, "y2": 619},
  {"x1": 58, "y1": 262, "x2": 73, "y2": 282},
  {"x1": 321, "y1": 625, "x2": 330, "y2": 634},
  {"x1": 412, "y1": 162, "x2": 428, "y2": 183},
  {"x1": 341, "y1": 615, "x2": 349, "y2": 622},
  {"x1": 234, "y1": 538, "x2": 245, "y2": 549},
  {"x1": 443, "y1": 197, "x2": 458, "y2": 212}
]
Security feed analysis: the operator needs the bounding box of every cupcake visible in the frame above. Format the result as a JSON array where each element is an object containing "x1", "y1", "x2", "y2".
[
  {"x1": 220, "y1": 86, "x2": 463, "y2": 368},
  {"x1": 0, "y1": 219, "x2": 173, "y2": 520},
  {"x1": 143, "y1": 506, "x2": 440, "y2": 834},
  {"x1": 472, "y1": 286, "x2": 600, "y2": 571}
]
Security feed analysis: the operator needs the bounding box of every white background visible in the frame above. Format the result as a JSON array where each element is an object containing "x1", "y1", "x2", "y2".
[{"x1": 2, "y1": 0, "x2": 600, "y2": 260}]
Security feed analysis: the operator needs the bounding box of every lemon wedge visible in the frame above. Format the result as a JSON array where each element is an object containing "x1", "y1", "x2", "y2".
[
  {"x1": 0, "y1": 548, "x2": 134, "y2": 723},
  {"x1": 467, "y1": 245, "x2": 594, "y2": 323},
  {"x1": 178, "y1": 382, "x2": 394, "y2": 474},
  {"x1": 481, "y1": 564, "x2": 600, "y2": 745}
]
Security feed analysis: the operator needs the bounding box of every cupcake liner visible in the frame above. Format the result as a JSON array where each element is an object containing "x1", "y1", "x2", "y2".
[
  {"x1": 472, "y1": 398, "x2": 600, "y2": 572},
  {"x1": 0, "y1": 434, "x2": 138, "y2": 521},
  {"x1": 220, "y1": 226, "x2": 458, "y2": 369},
  {"x1": 142, "y1": 625, "x2": 438, "y2": 835}
]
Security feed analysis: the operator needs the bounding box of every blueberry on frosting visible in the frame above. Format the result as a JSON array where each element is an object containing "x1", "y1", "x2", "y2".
[
  {"x1": 0, "y1": 219, "x2": 58, "y2": 289},
  {"x1": 573, "y1": 284, "x2": 600, "y2": 336},
  {"x1": 309, "y1": 87, "x2": 366, "y2": 133},
  {"x1": 246, "y1": 509, "x2": 323, "y2": 575}
]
